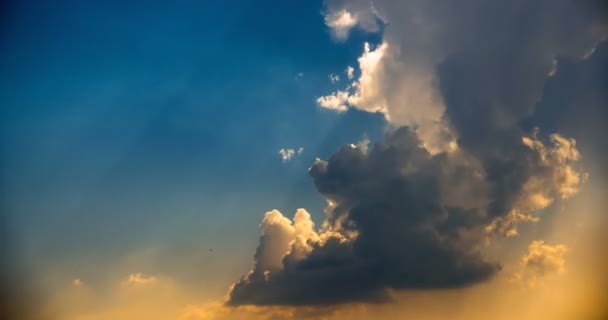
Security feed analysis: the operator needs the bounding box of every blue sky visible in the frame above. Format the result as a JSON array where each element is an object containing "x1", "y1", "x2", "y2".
[{"x1": 1, "y1": 0, "x2": 385, "y2": 291}]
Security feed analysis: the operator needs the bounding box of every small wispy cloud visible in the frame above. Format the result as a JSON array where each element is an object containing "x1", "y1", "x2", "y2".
[
  {"x1": 346, "y1": 66, "x2": 354, "y2": 79},
  {"x1": 123, "y1": 273, "x2": 159, "y2": 286},
  {"x1": 513, "y1": 240, "x2": 569, "y2": 288},
  {"x1": 329, "y1": 73, "x2": 340, "y2": 83},
  {"x1": 316, "y1": 90, "x2": 350, "y2": 112},
  {"x1": 278, "y1": 148, "x2": 304, "y2": 162}
]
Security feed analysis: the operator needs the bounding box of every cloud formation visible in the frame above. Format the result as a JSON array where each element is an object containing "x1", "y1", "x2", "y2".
[
  {"x1": 229, "y1": 126, "x2": 585, "y2": 305},
  {"x1": 515, "y1": 241, "x2": 569, "y2": 288},
  {"x1": 229, "y1": 0, "x2": 605, "y2": 307},
  {"x1": 319, "y1": 0, "x2": 607, "y2": 154},
  {"x1": 278, "y1": 148, "x2": 304, "y2": 162},
  {"x1": 522, "y1": 241, "x2": 568, "y2": 275}
]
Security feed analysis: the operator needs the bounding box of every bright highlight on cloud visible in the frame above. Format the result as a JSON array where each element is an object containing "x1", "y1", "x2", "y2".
[
  {"x1": 317, "y1": 41, "x2": 454, "y2": 154},
  {"x1": 230, "y1": 0, "x2": 607, "y2": 308}
]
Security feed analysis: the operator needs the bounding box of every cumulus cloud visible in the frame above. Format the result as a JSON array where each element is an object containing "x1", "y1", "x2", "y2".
[
  {"x1": 278, "y1": 148, "x2": 303, "y2": 162},
  {"x1": 230, "y1": 0, "x2": 604, "y2": 307},
  {"x1": 515, "y1": 241, "x2": 569, "y2": 288},
  {"x1": 230, "y1": 127, "x2": 585, "y2": 305},
  {"x1": 230, "y1": 126, "x2": 586, "y2": 305},
  {"x1": 522, "y1": 241, "x2": 568, "y2": 274},
  {"x1": 316, "y1": 41, "x2": 454, "y2": 154},
  {"x1": 318, "y1": 0, "x2": 607, "y2": 155}
]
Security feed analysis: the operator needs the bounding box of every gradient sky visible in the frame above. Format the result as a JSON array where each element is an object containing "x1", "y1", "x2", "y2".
[{"x1": 1, "y1": 1, "x2": 607, "y2": 320}]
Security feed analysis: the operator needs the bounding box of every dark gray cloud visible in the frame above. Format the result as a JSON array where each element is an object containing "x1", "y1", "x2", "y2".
[
  {"x1": 228, "y1": 0, "x2": 606, "y2": 306},
  {"x1": 435, "y1": 0, "x2": 605, "y2": 218},
  {"x1": 229, "y1": 128, "x2": 499, "y2": 306},
  {"x1": 530, "y1": 42, "x2": 608, "y2": 179},
  {"x1": 228, "y1": 125, "x2": 585, "y2": 305}
]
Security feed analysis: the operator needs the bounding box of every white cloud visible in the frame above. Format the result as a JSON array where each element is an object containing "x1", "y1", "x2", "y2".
[
  {"x1": 316, "y1": 42, "x2": 454, "y2": 154},
  {"x1": 329, "y1": 73, "x2": 340, "y2": 83},
  {"x1": 324, "y1": 9, "x2": 358, "y2": 40},
  {"x1": 278, "y1": 148, "x2": 303, "y2": 162},
  {"x1": 346, "y1": 66, "x2": 354, "y2": 79},
  {"x1": 316, "y1": 90, "x2": 350, "y2": 112}
]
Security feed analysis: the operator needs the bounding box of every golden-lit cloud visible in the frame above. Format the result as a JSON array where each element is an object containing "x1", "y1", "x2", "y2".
[
  {"x1": 514, "y1": 240, "x2": 569, "y2": 288},
  {"x1": 123, "y1": 272, "x2": 159, "y2": 286},
  {"x1": 522, "y1": 241, "x2": 568, "y2": 274}
]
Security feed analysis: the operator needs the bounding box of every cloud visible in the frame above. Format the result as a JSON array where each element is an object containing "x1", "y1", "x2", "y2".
[
  {"x1": 72, "y1": 279, "x2": 84, "y2": 287},
  {"x1": 316, "y1": 41, "x2": 454, "y2": 154},
  {"x1": 316, "y1": 90, "x2": 350, "y2": 112},
  {"x1": 123, "y1": 273, "x2": 159, "y2": 286},
  {"x1": 329, "y1": 74, "x2": 340, "y2": 83},
  {"x1": 324, "y1": 10, "x2": 359, "y2": 40},
  {"x1": 278, "y1": 148, "x2": 303, "y2": 162},
  {"x1": 231, "y1": 126, "x2": 585, "y2": 305},
  {"x1": 532, "y1": 41, "x2": 608, "y2": 181},
  {"x1": 345, "y1": 66, "x2": 354, "y2": 80},
  {"x1": 319, "y1": 0, "x2": 607, "y2": 155},
  {"x1": 515, "y1": 241, "x2": 569, "y2": 288},
  {"x1": 323, "y1": 3, "x2": 383, "y2": 41},
  {"x1": 278, "y1": 149, "x2": 295, "y2": 162},
  {"x1": 522, "y1": 241, "x2": 568, "y2": 275},
  {"x1": 230, "y1": 0, "x2": 603, "y2": 308}
]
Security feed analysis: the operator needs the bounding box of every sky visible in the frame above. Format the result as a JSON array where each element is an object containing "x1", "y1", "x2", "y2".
[{"x1": 1, "y1": 1, "x2": 607, "y2": 319}]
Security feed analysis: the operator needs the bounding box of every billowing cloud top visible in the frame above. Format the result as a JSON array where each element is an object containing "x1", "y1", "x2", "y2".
[{"x1": 228, "y1": 0, "x2": 606, "y2": 307}]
